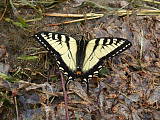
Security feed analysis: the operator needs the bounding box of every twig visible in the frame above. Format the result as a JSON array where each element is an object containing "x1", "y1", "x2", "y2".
[
  {"x1": 14, "y1": 96, "x2": 19, "y2": 120},
  {"x1": 140, "y1": 29, "x2": 144, "y2": 60},
  {"x1": 47, "y1": 16, "x2": 103, "y2": 26},
  {"x1": 60, "y1": 72, "x2": 69, "y2": 120},
  {"x1": 44, "y1": 13, "x2": 104, "y2": 26},
  {"x1": 117, "y1": 9, "x2": 160, "y2": 16},
  {"x1": 44, "y1": 13, "x2": 104, "y2": 18},
  {"x1": 142, "y1": 0, "x2": 160, "y2": 4},
  {"x1": 0, "y1": 0, "x2": 8, "y2": 21}
]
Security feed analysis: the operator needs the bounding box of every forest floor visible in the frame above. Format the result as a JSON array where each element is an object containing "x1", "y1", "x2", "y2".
[{"x1": 0, "y1": 0, "x2": 159, "y2": 120}]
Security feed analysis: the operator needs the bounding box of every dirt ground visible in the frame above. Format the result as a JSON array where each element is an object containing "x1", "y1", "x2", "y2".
[{"x1": 0, "y1": 0, "x2": 159, "y2": 120}]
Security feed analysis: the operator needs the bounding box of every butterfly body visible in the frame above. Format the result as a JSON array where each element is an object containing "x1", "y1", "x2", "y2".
[{"x1": 34, "y1": 31, "x2": 132, "y2": 85}]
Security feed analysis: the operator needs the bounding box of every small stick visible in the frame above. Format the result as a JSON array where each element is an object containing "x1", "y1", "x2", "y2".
[
  {"x1": 14, "y1": 96, "x2": 19, "y2": 120},
  {"x1": 47, "y1": 16, "x2": 103, "y2": 26},
  {"x1": 44, "y1": 13, "x2": 104, "y2": 26},
  {"x1": 44, "y1": 13, "x2": 104, "y2": 18},
  {"x1": 117, "y1": 9, "x2": 160, "y2": 16},
  {"x1": 60, "y1": 72, "x2": 69, "y2": 120}
]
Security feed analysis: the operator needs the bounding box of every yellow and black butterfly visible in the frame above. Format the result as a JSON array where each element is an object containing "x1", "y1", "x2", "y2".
[{"x1": 34, "y1": 32, "x2": 132, "y2": 90}]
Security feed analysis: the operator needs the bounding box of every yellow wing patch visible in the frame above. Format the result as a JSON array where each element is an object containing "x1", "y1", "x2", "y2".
[
  {"x1": 82, "y1": 38, "x2": 126, "y2": 72},
  {"x1": 40, "y1": 33, "x2": 77, "y2": 71}
]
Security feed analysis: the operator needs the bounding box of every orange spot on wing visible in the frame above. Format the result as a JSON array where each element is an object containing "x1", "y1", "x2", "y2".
[{"x1": 76, "y1": 71, "x2": 82, "y2": 75}]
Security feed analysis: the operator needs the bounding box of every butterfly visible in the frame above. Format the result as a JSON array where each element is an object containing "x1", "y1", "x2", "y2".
[{"x1": 34, "y1": 31, "x2": 132, "y2": 91}]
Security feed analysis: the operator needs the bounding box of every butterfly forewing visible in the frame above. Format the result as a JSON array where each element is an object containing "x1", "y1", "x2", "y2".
[
  {"x1": 34, "y1": 32, "x2": 77, "y2": 72},
  {"x1": 82, "y1": 38, "x2": 132, "y2": 73}
]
